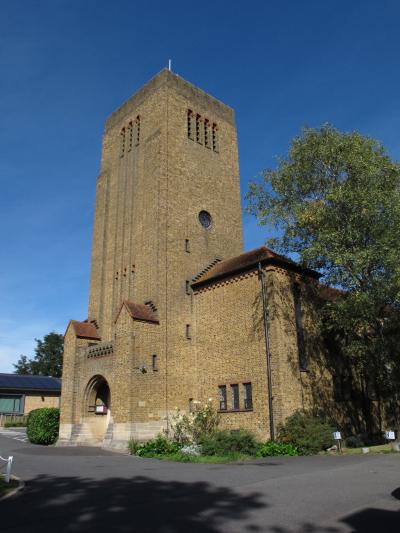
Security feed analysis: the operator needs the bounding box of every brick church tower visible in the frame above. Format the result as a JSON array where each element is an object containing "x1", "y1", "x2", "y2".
[
  {"x1": 59, "y1": 69, "x2": 361, "y2": 449},
  {"x1": 59, "y1": 69, "x2": 243, "y2": 446}
]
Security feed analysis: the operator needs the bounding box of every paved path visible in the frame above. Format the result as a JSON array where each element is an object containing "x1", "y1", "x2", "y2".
[
  {"x1": 0, "y1": 427, "x2": 28, "y2": 443},
  {"x1": 0, "y1": 430, "x2": 399, "y2": 532}
]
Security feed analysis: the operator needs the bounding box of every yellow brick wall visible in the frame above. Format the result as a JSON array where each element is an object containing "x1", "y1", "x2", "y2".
[{"x1": 24, "y1": 394, "x2": 60, "y2": 414}]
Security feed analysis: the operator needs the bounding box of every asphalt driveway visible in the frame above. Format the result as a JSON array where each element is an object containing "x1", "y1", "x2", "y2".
[{"x1": 0, "y1": 430, "x2": 399, "y2": 532}]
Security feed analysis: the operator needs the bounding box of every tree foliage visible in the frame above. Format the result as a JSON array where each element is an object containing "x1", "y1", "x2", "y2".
[
  {"x1": 247, "y1": 125, "x2": 400, "y2": 413},
  {"x1": 14, "y1": 332, "x2": 64, "y2": 378}
]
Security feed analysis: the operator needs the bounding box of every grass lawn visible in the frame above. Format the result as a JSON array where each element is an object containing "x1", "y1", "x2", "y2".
[
  {"x1": 340, "y1": 443, "x2": 395, "y2": 455},
  {"x1": 0, "y1": 475, "x2": 19, "y2": 497}
]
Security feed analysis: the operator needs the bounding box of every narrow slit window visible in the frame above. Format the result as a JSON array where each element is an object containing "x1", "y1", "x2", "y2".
[
  {"x1": 204, "y1": 119, "x2": 210, "y2": 148},
  {"x1": 186, "y1": 324, "x2": 192, "y2": 340},
  {"x1": 189, "y1": 398, "x2": 194, "y2": 412},
  {"x1": 212, "y1": 123, "x2": 219, "y2": 152},
  {"x1": 292, "y1": 283, "x2": 307, "y2": 370},
  {"x1": 127, "y1": 121, "x2": 133, "y2": 151},
  {"x1": 231, "y1": 384, "x2": 239, "y2": 410},
  {"x1": 185, "y1": 280, "x2": 191, "y2": 295},
  {"x1": 135, "y1": 116, "x2": 140, "y2": 146},
  {"x1": 185, "y1": 239, "x2": 190, "y2": 253},
  {"x1": 187, "y1": 110, "x2": 194, "y2": 140},
  {"x1": 120, "y1": 128, "x2": 126, "y2": 157},
  {"x1": 243, "y1": 383, "x2": 253, "y2": 410},
  {"x1": 218, "y1": 385, "x2": 227, "y2": 411},
  {"x1": 196, "y1": 114, "x2": 202, "y2": 144},
  {"x1": 152, "y1": 354, "x2": 158, "y2": 371}
]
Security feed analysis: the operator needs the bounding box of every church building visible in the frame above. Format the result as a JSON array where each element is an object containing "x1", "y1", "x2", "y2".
[{"x1": 59, "y1": 69, "x2": 341, "y2": 448}]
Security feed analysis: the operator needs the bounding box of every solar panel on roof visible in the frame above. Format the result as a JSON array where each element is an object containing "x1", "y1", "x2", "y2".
[{"x1": 0, "y1": 374, "x2": 61, "y2": 391}]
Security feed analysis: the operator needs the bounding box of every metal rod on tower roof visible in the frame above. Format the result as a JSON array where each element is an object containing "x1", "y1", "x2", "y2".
[{"x1": 168, "y1": 59, "x2": 172, "y2": 71}]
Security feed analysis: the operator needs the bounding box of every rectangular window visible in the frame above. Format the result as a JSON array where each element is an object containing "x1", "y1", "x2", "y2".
[
  {"x1": 212, "y1": 123, "x2": 219, "y2": 152},
  {"x1": 292, "y1": 283, "x2": 307, "y2": 370},
  {"x1": 152, "y1": 354, "x2": 158, "y2": 371},
  {"x1": 243, "y1": 383, "x2": 253, "y2": 410},
  {"x1": 231, "y1": 384, "x2": 239, "y2": 410},
  {"x1": 189, "y1": 398, "x2": 194, "y2": 412},
  {"x1": 218, "y1": 385, "x2": 227, "y2": 410},
  {"x1": 186, "y1": 324, "x2": 192, "y2": 340},
  {"x1": 187, "y1": 110, "x2": 194, "y2": 140},
  {"x1": 0, "y1": 394, "x2": 23, "y2": 414},
  {"x1": 185, "y1": 280, "x2": 191, "y2": 295},
  {"x1": 185, "y1": 239, "x2": 190, "y2": 253}
]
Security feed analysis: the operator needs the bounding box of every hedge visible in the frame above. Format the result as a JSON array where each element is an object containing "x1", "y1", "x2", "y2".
[{"x1": 26, "y1": 408, "x2": 60, "y2": 445}]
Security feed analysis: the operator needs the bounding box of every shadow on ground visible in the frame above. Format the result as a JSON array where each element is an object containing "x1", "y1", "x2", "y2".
[
  {"x1": 270, "y1": 489, "x2": 400, "y2": 533},
  {"x1": 2, "y1": 475, "x2": 399, "y2": 532},
  {"x1": 1, "y1": 474, "x2": 265, "y2": 533}
]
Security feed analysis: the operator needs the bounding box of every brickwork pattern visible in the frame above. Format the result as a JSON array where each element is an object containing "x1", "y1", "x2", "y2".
[{"x1": 24, "y1": 394, "x2": 60, "y2": 414}]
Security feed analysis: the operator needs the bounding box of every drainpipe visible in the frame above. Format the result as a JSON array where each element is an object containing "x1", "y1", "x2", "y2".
[{"x1": 258, "y1": 262, "x2": 275, "y2": 441}]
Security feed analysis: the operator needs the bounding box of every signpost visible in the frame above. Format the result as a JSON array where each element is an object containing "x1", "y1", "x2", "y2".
[
  {"x1": 333, "y1": 431, "x2": 342, "y2": 453},
  {"x1": 384, "y1": 430, "x2": 396, "y2": 441}
]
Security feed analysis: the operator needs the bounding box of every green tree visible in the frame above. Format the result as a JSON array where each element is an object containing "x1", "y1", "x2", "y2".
[
  {"x1": 247, "y1": 125, "x2": 400, "y2": 424},
  {"x1": 14, "y1": 332, "x2": 64, "y2": 378}
]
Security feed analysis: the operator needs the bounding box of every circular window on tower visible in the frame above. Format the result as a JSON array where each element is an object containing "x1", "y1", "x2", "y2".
[{"x1": 198, "y1": 210, "x2": 213, "y2": 229}]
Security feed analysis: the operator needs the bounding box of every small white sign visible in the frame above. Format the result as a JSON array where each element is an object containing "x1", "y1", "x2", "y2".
[
  {"x1": 333, "y1": 431, "x2": 342, "y2": 440},
  {"x1": 95, "y1": 405, "x2": 107, "y2": 414},
  {"x1": 385, "y1": 431, "x2": 396, "y2": 440}
]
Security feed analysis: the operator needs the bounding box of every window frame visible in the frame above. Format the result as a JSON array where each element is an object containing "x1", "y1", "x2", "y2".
[
  {"x1": 243, "y1": 382, "x2": 253, "y2": 410},
  {"x1": 0, "y1": 394, "x2": 24, "y2": 414},
  {"x1": 218, "y1": 385, "x2": 227, "y2": 411},
  {"x1": 230, "y1": 383, "x2": 240, "y2": 410}
]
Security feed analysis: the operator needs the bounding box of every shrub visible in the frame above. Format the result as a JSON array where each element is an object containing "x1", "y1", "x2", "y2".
[
  {"x1": 4, "y1": 421, "x2": 26, "y2": 428},
  {"x1": 200, "y1": 429, "x2": 258, "y2": 456},
  {"x1": 258, "y1": 441, "x2": 299, "y2": 457},
  {"x1": 345, "y1": 435, "x2": 365, "y2": 448},
  {"x1": 180, "y1": 444, "x2": 201, "y2": 456},
  {"x1": 171, "y1": 400, "x2": 220, "y2": 444},
  {"x1": 26, "y1": 408, "x2": 60, "y2": 445},
  {"x1": 132, "y1": 435, "x2": 182, "y2": 457},
  {"x1": 128, "y1": 439, "x2": 142, "y2": 455},
  {"x1": 278, "y1": 410, "x2": 334, "y2": 455}
]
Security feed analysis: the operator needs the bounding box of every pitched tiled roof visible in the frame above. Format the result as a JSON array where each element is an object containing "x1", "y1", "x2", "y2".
[
  {"x1": 118, "y1": 301, "x2": 159, "y2": 324},
  {"x1": 70, "y1": 320, "x2": 101, "y2": 340},
  {"x1": 0, "y1": 373, "x2": 61, "y2": 392},
  {"x1": 192, "y1": 246, "x2": 320, "y2": 288}
]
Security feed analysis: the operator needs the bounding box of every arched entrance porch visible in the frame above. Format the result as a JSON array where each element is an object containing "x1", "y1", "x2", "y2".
[{"x1": 82, "y1": 375, "x2": 112, "y2": 443}]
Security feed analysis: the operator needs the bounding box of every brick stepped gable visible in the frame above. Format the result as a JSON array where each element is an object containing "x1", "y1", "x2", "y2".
[{"x1": 191, "y1": 257, "x2": 222, "y2": 283}]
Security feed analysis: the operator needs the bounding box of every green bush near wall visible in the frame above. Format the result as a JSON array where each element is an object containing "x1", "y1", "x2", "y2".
[
  {"x1": 26, "y1": 408, "x2": 60, "y2": 445},
  {"x1": 278, "y1": 410, "x2": 334, "y2": 455}
]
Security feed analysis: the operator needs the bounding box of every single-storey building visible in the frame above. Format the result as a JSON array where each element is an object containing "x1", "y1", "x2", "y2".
[{"x1": 0, "y1": 374, "x2": 61, "y2": 419}]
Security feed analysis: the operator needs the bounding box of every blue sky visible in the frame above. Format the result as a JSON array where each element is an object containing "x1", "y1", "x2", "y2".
[{"x1": 1, "y1": 0, "x2": 400, "y2": 372}]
